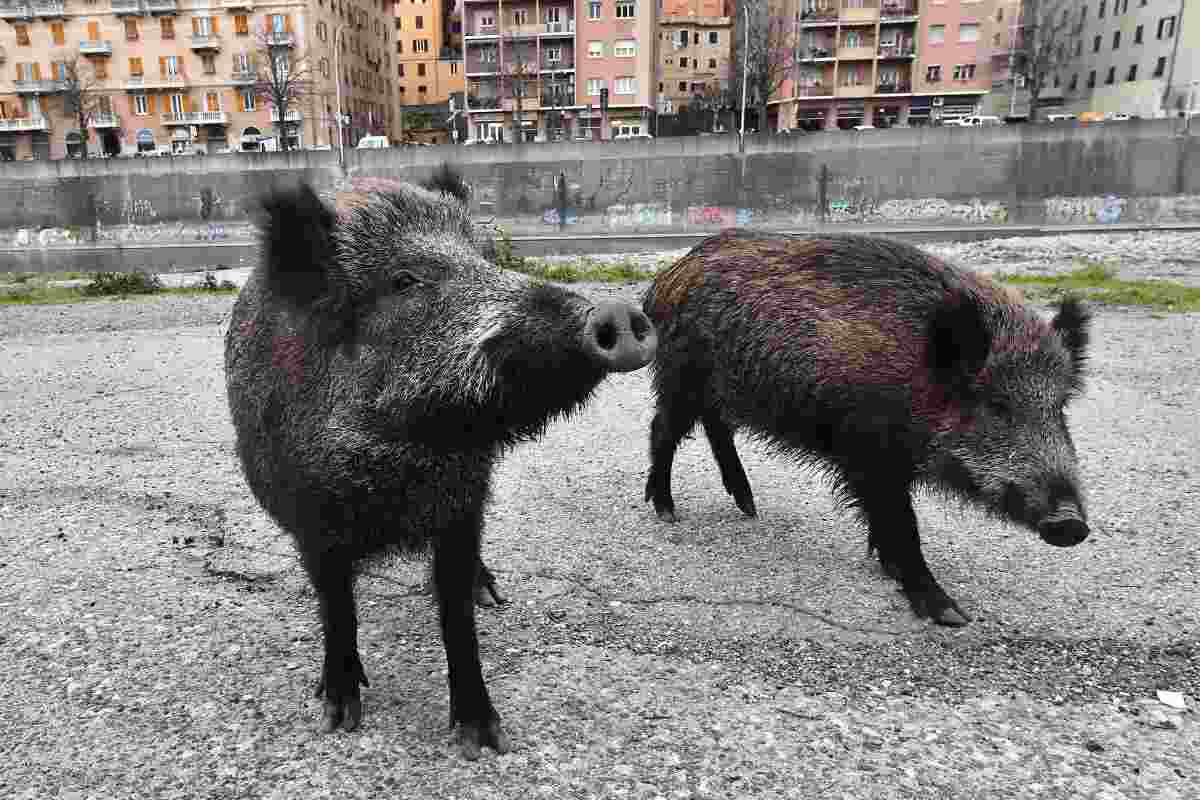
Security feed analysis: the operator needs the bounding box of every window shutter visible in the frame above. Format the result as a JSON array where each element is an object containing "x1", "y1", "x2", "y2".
[
  {"x1": 88, "y1": 21, "x2": 99, "y2": 40},
  {"x1": 285, "y1": 14, "x2": 292, "y2": 32},
  {"x1": 14, "y1": 65, "x2": 20, "y2": 82},
  {"x1": 183, "y1": 95, "x2": 192, "y2": 113},
  {"x1": 232, "y1": 90, "x2": 241, "y2": 112},
  {"x1": 148, "y1": 94, "x2": 156, "y2": 113},
  {"x1": 211, "y1": 16, "x2": 219, "y2": 34},
  {"x1": 192, "y1": 17, "x2": 199, "y2": 35},
  {"x1": 33, "y1": 63, "x2": 41, "y2": 80},
  {"x1": 160, "y1": 56, "x2": 167, "y2": 76}
]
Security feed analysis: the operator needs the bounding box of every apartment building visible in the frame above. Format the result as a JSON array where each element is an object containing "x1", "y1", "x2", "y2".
[
  {"x1": 0, "y1": 0, "x2": 393, "y2": 160},
  {"x1": 462, "y1": 0, "x2": 655, "y2": 142},
  {"x1": 1042, "y1": 0, "x2": 1196, "y2": 118},
  {"x1": 979, "y1": 0, "x2": 1029, "y2": 117},
  {"x1": 655, "y1": 0, "x2": 731, "y2": 116},
  {"x1": 394, "y1": 0, "x2": 464, "y2": 112}
]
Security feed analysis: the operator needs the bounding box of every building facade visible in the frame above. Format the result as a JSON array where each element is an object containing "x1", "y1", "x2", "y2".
[
  {"x1": 770, "y1": 0, "x2": 1000, "y2": 130},
  {"x1": 655, "y1": 0, "x2": 731, "y2": 120},
  {"x1": 394, "y1": 0, "x2": 464, "y2": 114},
  {"x1": 0, "y1": 0, "x2": 393, "y2": 160},
  {"x1": 461, "y1": 0, "x2": 655, "y2": 142},
  {"x1": 1040, "y1": 0, "x2": 1196, "y2": 118},
  {"x1": 978, "y1": 0, "x2": 1029, "y2": 117}
]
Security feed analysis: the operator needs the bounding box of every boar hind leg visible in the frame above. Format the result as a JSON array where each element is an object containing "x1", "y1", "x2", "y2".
[
  {"x1": 849, "y1": 477, "x2": 971, "y2": 627},
  {"x1": 645, "y1": 399, "x2": 700, "y2": 523},
  {"x1": 434, "y1": 524, "x2": 509, "y2": 760},
  {"x1": 305, "y1": 550, "x2": 370, "y2": 733},
  {"x1": 701, "y1": 412, "x2": 756, "y2": 518},
  {"x1": 474, "y1": 555, "x2": 506, "y2": 608}
]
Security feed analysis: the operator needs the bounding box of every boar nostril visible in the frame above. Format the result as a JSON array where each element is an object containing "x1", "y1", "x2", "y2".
[{"x1": 595, "y1": 320, "x2": 618, "y2": 351}]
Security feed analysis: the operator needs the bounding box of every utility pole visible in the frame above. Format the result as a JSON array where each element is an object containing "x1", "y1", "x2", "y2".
[
  {"x1": 334, "y1": 23, "x2": 345, "y2": 168},
  {"x1": 739, "y1": 2, "x2": 749, "y2": 145},
  {"x1": 1008, "y1": 10, "x2": 1019, "y2": 117}
]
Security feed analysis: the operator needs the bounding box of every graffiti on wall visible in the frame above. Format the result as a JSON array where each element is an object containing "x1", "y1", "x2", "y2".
[
  {"x1": 542, "y1": 208, "x2": 580, "y2": 226},
  {"x1": 9, "y1": 221, "x2": 248, "y2": 248},
  {"x1": 685, "y1": 206, "x2": 754, "y2": 227},
  {"x1": 605, "y1": 202, "x2": 673, "y2": 228},
  {"x1": 873, "y1": 198, "x2": 1010, "y2": 225},
  {"x1": 1044, "y1": 195, "x2": 1125, "y2": 225}
]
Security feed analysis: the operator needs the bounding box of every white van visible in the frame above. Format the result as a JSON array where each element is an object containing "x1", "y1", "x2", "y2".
[
  {"x1": 949, "y1": 115, "x2": 1004, "y2": 127},
  {"x1": 356, "y1": 135, "x2": 391, "y2": 149}
]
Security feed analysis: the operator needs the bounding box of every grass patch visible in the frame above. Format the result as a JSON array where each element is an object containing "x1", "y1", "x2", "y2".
[
  {"x1": 0, "y1": 271, "x2": 238, "y2": 305},
  {"x1": 0, "y1": 270, "x2": 90, "y2": 285},
  {"x1": 994, "y1": 261, "x2": 1200, "y2": 312},
  {"x1": 514, "y1": 256, "x2": 659, "y2": 284}
]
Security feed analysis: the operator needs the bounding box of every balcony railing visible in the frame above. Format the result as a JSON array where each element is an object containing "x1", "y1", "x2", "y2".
[
  {"x1": 14, "y1": 78, "x2": 65, "y2": 93},
  {"x1": 231, "y1": 67, "x2": 256, "y2": 83},
  {"x1": 124, "y1": 74, "x2": 185, "y2": 89},
  {"x1": 542, "y1": 19, "x2": 574, "y2": 34},
  {"x1": 110, "y1": 0, "x2": 143, "y2": 14},
  {"x1": 795, "y1": 84, "x2": 832, "y2": 97},
  {"x1": 79, "y1": 39, "x2": 114, "y2": 55},
  {"x1": 0, "y1": 114, "x2": 49, "y2": 131},
  {"x1": 877, "y1": 43, "x2": 916, "y2": 58},
  {"x1": 837, "y1": 45, "x2": 876, "y2": 60},
  {"x1": 265, "y1": 31, "x2": 294, "y2": 47},
  {"x1": 879, "y1": 2, "x2": 917, "y2": 19},
  {"x1": 31, "y1": 0, "x2": 65, "y2": 17},
  {"x1": 221, "y1": 0, "x2": 252, "y2": 8},
  {"x1": 540, "y1": 90, "x2": 574, "y2": 106},
  {"x1": 466, "y1": 23, "x2": 498, "y2": 37},
  {"x1": 190, "y1": 33, "x2": 221, "y2": 50},
  {"x1": 798, "y1": 9, "x2": 838, "y2": 23},
  {"x1": 0, "y1": 1, "x2": 31, "y2": 19},
  {"x1": 541, "y1": 57, "x2": 574, "y2": 70},
  {"x1": 90, "y1": 112, "x2": 121, "y2": 127},
  {"x1": 466, "y1": 93, "x2": 502, "y2": 108},
  {"x1": 145, "y1": 0, "x2": 177, "y2": 13},
  {"x1": 875, "y1": 80, "x2": 912, "y2": 93},
  {"x1": 836, "y1": 83, "x2": 874, "y2": 97},
  {"x1": 797, "y1": 47, "x2": 834, "y2": 60},
  {"x1": 163, "y1": 110, "x2": 229, "y2": 125},
  {"x1": 270, "y1": 108, "x2": 301, "y2": 122}
]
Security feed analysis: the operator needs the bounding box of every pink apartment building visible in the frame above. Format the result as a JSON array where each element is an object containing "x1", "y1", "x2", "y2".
[
  {"x1": 912, "y1": 0, "x2": 995, "y2": 122},
  {"x1": 462, "y1": 0, "x2": 654, "y2": 142}
]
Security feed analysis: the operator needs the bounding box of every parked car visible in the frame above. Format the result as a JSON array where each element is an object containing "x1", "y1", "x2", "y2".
[
  {"x1": 777, "y1": 128, "x2": 806, "y2": 135},
  {"x1": 1045, "y1": 113, "x2": 1077, "y2": 123},
  {"x1": 947, "y1": 115, "x2": 1004, "y2": 128},
  {"x1": 356, "y1": 135, "x2": 391, "y2": 149},
  {"x1": 614, "y1": 132, "x2": 654, "y2": 140},
  {"x1": 852, "y1": 124, "x2": 876, "y2": 131},
  {"x1": 1105, "y1": 112, "x2": 1134, "y2": 122}
]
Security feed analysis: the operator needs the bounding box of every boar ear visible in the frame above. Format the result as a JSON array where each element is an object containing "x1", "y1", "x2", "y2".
[
  {"x1": 928, "y1": 296, "x2": 992, "y2": 387},
  {"x1": 421, "y1": 163, "x2": 471, "y2": 205},
  {"x1": 1052, "y1": 296, "x2": 1091, "y2": 378},
  {"x1": 257, "y1": 184, "x2": 347, "y2": 311}
]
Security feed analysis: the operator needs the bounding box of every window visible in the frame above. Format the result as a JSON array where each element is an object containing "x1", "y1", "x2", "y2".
[
  {"x1": 1135, "y1": 24, "x2": 1143, "y2": 43},
  {"x1": 588, "y1": 40, "x2": 603, "y2": 57},
  {"x1": 125, "y1": 18, "x2": 138, "y2": 41},
  {"x1": 397, "y1": 63, "x2": 404, "y2": 76},
  {"x1": 1053, "y1": 73, "x2": 1060, "y2": 88},
  {"x1": 1069, "y1": 73, "x2": 1078, "y2": 90},
  {"x1": 708, "y1": 58, "x2": 717, "y2": 69},
  {"x1": 928, "y1": 25, "x2": 945, "y2": 45},
  {"x1": 511, "y1": 9, "x2": 525, "y2": 25},
  {"x1": 1087, "y1": 70, "x2": 1096, "y2": 87},
  {"x1": 841, "y1": 64, "x2": 866, "y2": 85},
  {"x1": 546, "y1": 6, "x2": 563, "y2": 23},
  {"x1": 418, "y1": 85, "x2": 427, "y2": 94},
  {"x1": 416, "y1": 15, "x2": 424, "y2": 28},
  {"x1": 417, "y1": 62, "x2": 426, "y2": 76},
  {"x1": 952, "y1": 63, "x2": 976, "y2": 81},
  {"x1": 321, "y1": 57, "x2": 330, "y2": 77},
  {"x1": 678, "y1": 80, "x2": 687, "y2": 91},
  {"x1": 53, "y1": 61, "x2": 68, "y2": 81},
  {"x1": 679, "y1": 57, "x2": 688, "y2": 68},
  {"x1": 709, "y1": 31, "x2": 719, "y2": 45},
  {"x1": 415, "y1": 39, "x2": 429, "y2": 52},
  {"x1": 586, "y1": 77, "x2": 605, "y2": 95},
  {"x1": 233, "y1": 52, "x2": 250, "y2": 73},
  {"x1": 170, "y1": 93, "x2": 185, "y2": 115},
  {"x1": 925, "y1": 64, "x2": 941, "y2": 82},
  {"x1": 134, "y1": 94, "x2": 148, "y2": 115},
  {"x1": 479, "y1": 12, "x2": 494, "y2": 27},
  {"x1": 235, "y1": 14, "x2": 249, "y2": 34},
  {"x1": 1104, "y1": 66, "x2": 1115, "y2": 84},
  {"x1": 1154, "y1": 56, "x2": 1166, "y2": 76},
  {"x1": 1157, "y1": 16, "x2": 1175, "y2": 39},
  {"x1": 242, "y1": 89, "x2": 256, "y2": 111},
  {"x1": 202, "y1": 54, "x2": 215, "y2": 74},
  {"x1": 614, "y1": 76, "x2": 636, "y2": 95},
  {"x1": 615, "y1": 0, "x2": 635, "y2": 18},
  {"x1": 589, "y1": 1, "x2": 601, "y2": 19},
  {"x1": 1075, "y1": 40, "x2": 1082, "y2": 56},
  {"x1": 1112, "y1": 30, "x2": 1120, "y2": 48},
  {"x1": 1098, "y1": 0, "x2": 1106, "y2": 16},
  {"x1": 129, "y1": 56, "x2": 143, "y2": 75},
  {"x1": 845, "y1": 30, "x2": 861, "y2": 47},
  {"x1": 1127, "y1": 64, "x2": 1137, "y2": 81},
  {"x1": 996, "y1": 7, "x2": 1003, "y2": 21},
  {"x1": 94, "y1": 59, "x2": 107, "y2": 79},
  {"x1": 51, "y1": 22, "x2": 65, "y2": 46},
  {"x1": 1093, "y1": 35, "x2": 1101, "y2": 52},
  {"x1": 614, "y1": 39, "x2": 635, "y2": 57},
  {"x1": 958, "y1": 23, "x2": 979, "y2": 43},
  {"x1": 480, "y1": 46, "x2": 496, "y2": 62},
  {"x1": 163, "y1": 55, "x2": 180, "y2": 77},
  {"x1": 544, "y1": 45, "x2": 561, "y2": 62},
  {"x1": 317, "y1": 21, "x2": 326, "y2": 40}
]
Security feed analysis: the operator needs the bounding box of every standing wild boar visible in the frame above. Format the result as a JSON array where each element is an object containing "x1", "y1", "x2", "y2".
[
  {"x1": 642, "y1": 230, "x2": 1091, "y2": 627},
  {"x1": 224, "y1": 177, "x2": 657, "y2": 757}
]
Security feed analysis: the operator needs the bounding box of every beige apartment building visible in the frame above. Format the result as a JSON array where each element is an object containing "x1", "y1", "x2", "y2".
[
  {"x1": 0, "y1": 0, "x2": 393, "y2": 160},
  {"x1": 655, "y1": 0, "x2": 731, "y2": 118},
  {"x1": 394, "y1": 0, "x2": 464, "y2": 111}
]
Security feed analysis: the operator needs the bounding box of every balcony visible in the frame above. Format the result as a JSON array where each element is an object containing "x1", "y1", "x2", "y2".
[
  {"x1": 80, "y1": 39, "x2": 114, "y2": 56},
  {"x1": 190, "y1": 33, "x2": 221, "y2": 50},
  {"x1": 14, "y1": 78, "x2": 65, "y2": 94},
  {"x1": 541, "y1": 19, "x2": 574, "y2": 35},
  {"x1": 31, "y1": 0, "x2": 65, "y2": 17},
  {"x1": 836, "y1": 83, "x2": 874, "y2": 98},
  {"x1": 540, "y1": 56, "x2": 574, "y2": 71},
  {"x1": 124, "y1": 74, "x2": 185, "y2": 90},
  {"x1": 265, "y1": 31, "x2": 294, "y2": 47},
  {"x1": 540, "y1": 89, "x2": 574, "y2": 106},
  {"x1": 841, "y1": 3, "x2": 879, "y2": 24},
  {"x1": 506, "y1": 24, "x2": 542, "y2": 39},
  {"x1": 0, "y1": 114, "x2": 49, "y2": 131},
  {"x1": 875, "y1": 80, "x2": 912, "y2": 94},
  {"x1": 837, "y1": 45, "x2": 876, "y2": 60},
  {"x1": 145, "y1": 0, "x2": 176, "y2": 13},
  {"x1": 221, "y1": 0, "x2": 252, "y2": 8},
  {"x1": 798, "y1": 9, "x2": 838, "y2": 25},
  {"x1": 795, "y1": 84, "x2": 833, "y2": 97},
  {"x1": 797, "y1": 47, "x2": 834, "y2": 61},
  {"x1": 0, "y1": 1, "x2": 30, "y2": 20},
  {"x1": 110, "y1": 0, "x2": 143, "y2": 15},
  {"x1": 466, "y1": 93, "x2": 502, "y2": 109},
  {"x1": 465, "y1": 23, "x2": 498, "y2": 38},
  {"x1": 270, "y1": 108, "x2": 302, "y2": 122},
  {"x1": 879, "y1": 2, "x2": 918, "y2": 22},
  {"x1": 90, "y1": 112, "x2": 121, "y2": 127},
  {"x1": 231, "y1": 67, "x2": 256, "y2": 84},
  {"x1": 163, "y1": 110, "x2": 230, "y2": 125},
  {"x1": 877, "y1": 43, "x2": 916, "y2": 59}
]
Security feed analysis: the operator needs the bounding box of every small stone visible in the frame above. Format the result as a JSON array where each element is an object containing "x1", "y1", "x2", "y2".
[{"x1": 1085, "y1": 739, "x2": 1105, "y2": 753}]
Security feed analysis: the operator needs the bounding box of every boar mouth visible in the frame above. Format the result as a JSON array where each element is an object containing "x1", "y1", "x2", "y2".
[{"x1": 1002, "y1": 483, "x2": 1090, "y2": 547}]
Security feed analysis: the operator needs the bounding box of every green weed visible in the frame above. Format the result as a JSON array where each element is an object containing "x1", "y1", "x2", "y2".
[{"x1": 994, "y1": 262, "x2": 1200, "y2": 312}]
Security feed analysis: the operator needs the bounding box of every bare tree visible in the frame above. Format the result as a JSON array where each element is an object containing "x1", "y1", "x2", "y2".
[
  {"x1": 1015, "y1": 0, "x2": 1069, "y2": 123},
  {"x1": 498, "y1": 32, "x2": 537, "y2": 143},
  {"x1": 60, "y1": 53, "x2": 106, "y2": 159},
  {"x1": 730, "y1": 0, "x2": 797, "y2": 133},
  {"x1": 253, "y1": 26, "x2": 312, "y2": 152}
]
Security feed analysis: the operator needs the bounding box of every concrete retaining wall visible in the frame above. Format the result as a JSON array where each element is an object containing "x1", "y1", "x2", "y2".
[{"x1": 2, "y1": 119, "x2": 1199, "y2": 271}]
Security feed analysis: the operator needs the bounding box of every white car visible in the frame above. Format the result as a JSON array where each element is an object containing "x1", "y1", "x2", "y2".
[
  {"x1": 356, "y1": 135, "x2": 391, "y2": 149},
  {"x1": 947, "y1": 115, "x2": 1004, "y2": 128},
  {"x1": 1045, "y1": 113, "x2": 1077, "y2": 123},
  {"x1": 614, "y1": 132, "x2": 654, "y2": 140},
  {"x1": 1106, "y1": 112, "x2": 1134, "y2": 121}
]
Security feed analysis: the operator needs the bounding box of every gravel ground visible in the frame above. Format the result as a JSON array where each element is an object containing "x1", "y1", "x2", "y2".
[{"x1": 0, "y1": 233, "x2": 1197, "y2": 799}]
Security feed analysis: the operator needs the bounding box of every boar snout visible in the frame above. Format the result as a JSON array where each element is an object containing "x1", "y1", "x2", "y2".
[
  {"x1": 583, "y1": 301, "x2": 658, "y2": 373},
  {"x1": 1038, "y1": 503, "x2": 1090, "y2": 547}
]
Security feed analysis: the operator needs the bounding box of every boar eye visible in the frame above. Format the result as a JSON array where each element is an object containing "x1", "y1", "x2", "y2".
[{"x1": 391, "y1": 271, "x2": 422, "y2": 294}]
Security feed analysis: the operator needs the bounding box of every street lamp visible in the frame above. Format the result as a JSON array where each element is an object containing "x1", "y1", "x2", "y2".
[
  {"x1": 739, "y1": 3, "x2": 749, "y2": 142},
  {"x1": 334, "y1": 22, "x2": 346, "y2": 167}
]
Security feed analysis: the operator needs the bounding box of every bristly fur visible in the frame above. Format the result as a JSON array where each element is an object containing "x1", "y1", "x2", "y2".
[
  {"x1": 256, "y1": 183, "x2": 345, "y2": 313},
  {"x1": 421, "y1": 163, "x2": 472, "y2": 206}
]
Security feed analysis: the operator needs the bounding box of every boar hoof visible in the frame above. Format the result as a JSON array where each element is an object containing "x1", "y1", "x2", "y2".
[
  {"x1": 907, "y1": 588, "x2": 972, "y2": 628},
  {"x1": 734, "y1": 496, "x2": 758, "y2": 518},
  {"x1": 656, "y1": 508, "x2": 679, "y2": 524},
  {"x1": 314, "y1": 661, "x2": 370, "y2": 733},
  {"x1": 474, "y1": 581, "x2": 507, "y2": 608},
  {"x1": 457, "y1": 716, "x2": 510, "y2": 760}
]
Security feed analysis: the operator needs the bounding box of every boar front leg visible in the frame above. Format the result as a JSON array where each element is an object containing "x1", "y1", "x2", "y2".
[
  {"x1": 304, "y1": 550, "x2": 370, "y2": 732},
  {"x1": 850, "y1": 476, "x2": 971, "y2": 627}
]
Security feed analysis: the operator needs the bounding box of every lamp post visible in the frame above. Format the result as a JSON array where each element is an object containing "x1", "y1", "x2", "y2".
[
  {"x1": 739, "y1": 3, "x2": 749, "y2": 143},
  {"x1": 334, "y1": 22, "x2": 346, "y2": 168}
]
